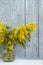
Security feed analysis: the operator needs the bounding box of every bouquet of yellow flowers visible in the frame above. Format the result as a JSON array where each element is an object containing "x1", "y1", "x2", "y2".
[{"x1": 0, "y1": 21, "x2": 36, "y2": 62}]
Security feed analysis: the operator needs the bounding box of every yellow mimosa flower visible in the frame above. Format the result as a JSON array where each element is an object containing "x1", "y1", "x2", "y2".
[
  {"x1": 9, "y1": 34, "x2": 14, "y2": 39},
  {"x1": 13, "y1": 32, "x2": 16, "y2": 37},
  {"x1": 8, "y1": 41, "x2": 12, "y2": 44},
  {"x1": 18, "y1": 33, "x2": 25, "y2": 42},
  {"x1": 0, "y1": 37, "x2": 4, "y2": 43},
  {"x1": 2, "y1": 37, "x2": 4, "y2": 42},
  {"x1": 0, "y1": 33, "x2": 4, "y2": 37},
  {"x1": 22, "y1": 27, "x2": 28, "y2": 35},
  {"x1": 0, "y1": 26, "x2": 3, "y2": 32},
  {"x1": 0, "y1": 22, "x2": 2, "y2": 26},
  {"x1": 26, "y1": 22, "x2": 36, "y2": 31},
  {"x1": 3, "y1": 24, "x2": 7, "y2": 31},
  {"x1": 18, "y1": 25, "x2": 28, "y2": 35}
]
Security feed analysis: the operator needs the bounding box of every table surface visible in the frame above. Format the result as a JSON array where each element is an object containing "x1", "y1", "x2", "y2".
[{"x1": 0, "y1": 59, "x2": 43, "y2": 65}]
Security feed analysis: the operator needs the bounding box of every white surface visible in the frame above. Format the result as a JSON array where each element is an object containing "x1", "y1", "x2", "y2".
[{"x1": 0, "y1": 60, "x2": 43, "y2": 65}]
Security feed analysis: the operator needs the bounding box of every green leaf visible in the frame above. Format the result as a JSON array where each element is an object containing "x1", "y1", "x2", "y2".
[
  {"x1": 2, "y1": 42, "x2": 8, "y2": 49},
  {"x1": 28, "y1": 33, "x2": 31, "y2": 39},
  {"x1": 25, "y1": 34, "x2": 31, "y2": 41},
  {"x1": 16, "y1": 30, "x2": 20, "y2": 37},
  {"x1": 19, "y1": 42, "x2": 25, "y2": 48}
]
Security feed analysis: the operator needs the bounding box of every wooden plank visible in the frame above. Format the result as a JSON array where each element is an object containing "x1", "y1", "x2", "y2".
[
  {"x1": 39, "y1": 0, "x2": 43, "y2": 59},
  {"x1": 0, "y1": 0, "x2": 26, "y2": 59},
  {"x1": 26, "y1": 0, "x2": 38, "y2": 59},
  {"x1": 0, "y1": 0, "x2": 41, "y2": 59}
]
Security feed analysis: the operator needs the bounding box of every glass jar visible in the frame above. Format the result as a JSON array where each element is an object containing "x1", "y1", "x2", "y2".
[{"x1": 2, "y1": 49, "x2": 15, "y2": 62}]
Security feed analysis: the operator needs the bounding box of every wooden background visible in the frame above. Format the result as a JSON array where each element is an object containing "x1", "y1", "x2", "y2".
[{"x1": 0, "y1": 0, "x2": 43, "y2": 59}]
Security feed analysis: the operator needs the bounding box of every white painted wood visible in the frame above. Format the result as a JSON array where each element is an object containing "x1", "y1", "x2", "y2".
[
  {"x1": 0, "y1": 0, "x2": 26, "y2": 59},
  {"x1": 0, "y1": 0, "x2": 43, "y2": 59},
  {"x1": 39, "y1": 0, "x2": 43, "y2": 59},
  {"x1": 26, "y1": 0, "x2": 38, "y2": 59}
]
